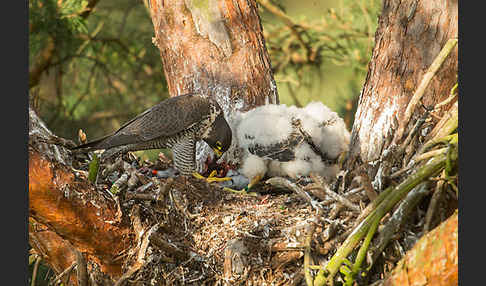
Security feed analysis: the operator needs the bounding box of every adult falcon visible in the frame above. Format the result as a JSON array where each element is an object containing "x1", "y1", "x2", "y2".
[
  {"x1": 72, "y1": 93, "x2": 232, "y2": 177},
  {"x1": 222, "y1": 102, "x2": 350, "y2": 194}
]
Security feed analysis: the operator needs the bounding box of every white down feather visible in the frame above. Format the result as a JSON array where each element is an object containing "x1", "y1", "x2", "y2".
[{"x1": 223, "y1": 101, "x2": 350, "y2": 183}]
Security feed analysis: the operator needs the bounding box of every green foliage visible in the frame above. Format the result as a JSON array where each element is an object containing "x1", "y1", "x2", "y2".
[
  {"x1": 29, "y1": 0, "x2": 381, "y2": 140},
  {"x1": 30, "y1": 0, "x2": 168, "y2": 141},
  {"x1": 258, "y1": 0, "x2": 381, "y2": 123},
  {"x1": 87, "y1": 152, "x2": 100, "y2": 182}
]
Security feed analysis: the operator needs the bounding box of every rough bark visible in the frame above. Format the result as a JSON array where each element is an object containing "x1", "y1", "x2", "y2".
[
  {"x1": 146, "y1": 0, "x2": 279, "y2": 166},
  {"x1": 346, "y1": 0, "x2": 458, "y2": 185},
  {"x1": 147, "y1": 0, "x2": 278, "y2": 111},
  {"x1": 29, "y1": 107, "x2": 132, "y2": 283},
  {"x1": 382, "y1": 211, "x2": 458, "y2": 286}
]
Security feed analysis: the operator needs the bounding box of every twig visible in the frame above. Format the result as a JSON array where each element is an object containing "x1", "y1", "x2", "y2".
[
  {"x1": 29, "y1": 37, "x2": 56, "y2": 89},
  {"x1": 399, "y1": 108, "x2": 430, "y2": 161},
  {"x1": 257, "y1": 0, "x2": 313, "y2": 61},
  {"x1": 434, "y1": 82, "x2": 458, "y2": 110},
  {"x1": 415, "y1": 104, "x2": 458, "y2": 158},
  {"x1": 125, "y1": 191, "x2": 157, "y2": 201},
  {"x1": 414, "y1": 148, "x2": 447, "y2": 163},
  {"x1": 75, "y1": 249, "x2": 88, "y2": 286},
  {"x1": 320, "y1": 187, "x2": 364, "y2": 206},
  {"x1": 287, "y1": 82, "x2": 303, "y2": 107},
  {"x1": 31, "y1": 256, "x2": 41, "y2": 286},
  {"x1": 307, "y1": 174, "x2": 360, "y2": 213},
  {"x1": 114, "y1": 224, "x2": 158, "y2": 286},
  {"x1": 418, "y1": 133, "x2": 457, "y2": 158},
  {"x1": 304, "y1": 222, "x2": 317, "y2": 286},
  {"x1": 424, "y1": 171, "x2": 446, "y2": 233},
  {"x1": 149, "y1": 233, "x2": 189, "y2": 261},
  {"x1": 271, "y1": 242, "x2": 305, "y2": 252},
  {"x1": 313, "y1": 151, "x2": 449, "y2": 286},
  {"x1": 389, "y1": 165, "x2": 413, "y2": 179},
  {"x1": 395, "y1": 38, "x2": 458, "y2": 142},
  {"x1": 352, "y1": 186, "x2": 393, "y2": 230},
  {"x1": 265, "y1": 177, "x2": 324, "y2": 212},
  {"x1": 358, "y1": 173, "x2": 378, "y2": 201},
  {"x1": 368, "y1": 182, "x2": 431, "y2": 270},
  {"x1": 51, "y1": 262, "x2": 77, "y2": 285},
  {"x1": 348, "y1": 210, "x2": 380, "y2": 284},
  {"x1": 29, "y1": 0, "x2": 101, "y2": 89}
]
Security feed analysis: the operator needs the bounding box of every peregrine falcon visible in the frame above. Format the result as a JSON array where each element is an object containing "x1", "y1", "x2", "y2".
[
  {"x1": 223, "y1": 102, "x2": 350, "y2": 193},
  {"x1": 72, "y1": 93, "x2": 232, "y2": 176}
]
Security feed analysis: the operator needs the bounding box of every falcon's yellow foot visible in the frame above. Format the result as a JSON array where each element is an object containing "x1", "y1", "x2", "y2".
[{"x1": 192, "y1": 170, "x2": 232, "y2": 183}]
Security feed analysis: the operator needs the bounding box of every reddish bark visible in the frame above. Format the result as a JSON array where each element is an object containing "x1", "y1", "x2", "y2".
[
  {"x1": 383, "y1": 211, "x2": 458, "y2": 286},
  {"x1": 29, "y1": 149, "x2": 132, "y2": 278},
  {"x1": 147, "y1": 0, "x2": 278, "y2": 113},
  {"x1": 29, "y1": 219, "x2": 79, "y2": 285}
]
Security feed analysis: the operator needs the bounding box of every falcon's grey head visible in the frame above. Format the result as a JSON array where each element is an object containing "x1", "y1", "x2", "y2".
[{"x1": 203, "y1": 110, "x2": 232, "y2": 158}]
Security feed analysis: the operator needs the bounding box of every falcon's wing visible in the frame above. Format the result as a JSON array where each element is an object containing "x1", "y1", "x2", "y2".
[{"x1": 97, "y1": 94, "x2": 213, "y2": 148}]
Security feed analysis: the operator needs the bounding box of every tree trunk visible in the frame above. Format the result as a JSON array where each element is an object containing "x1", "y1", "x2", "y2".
[
  {"x1": 382, "y1": 211, "x2": 458, "y2": 286},
  {"x1": 29, "y1": 107, "x2": 132, "y2": 284},
  {"x1": 345, "y1": 0, "x2": 458, "y2": 189},
  {"x1": 146, "y1": 0, "x2": 279, "y2": 167},
  {"x1": 147, "y1": 0, "x2": 278, "y2": 110}
]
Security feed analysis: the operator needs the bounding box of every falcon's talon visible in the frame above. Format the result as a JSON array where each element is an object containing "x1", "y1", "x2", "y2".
[
  {"x1": 192, "y1": 172, "x2": 206, "y2": 180},
  {"x1": 207, "y1": 176, "x2": 232, "y2": 183},
  {"x1": 193, "y1": 171, "x2": 232, "y2": 183},
  {"x1": 209, "y1": 170, "x2": 218, "y2": 177}
]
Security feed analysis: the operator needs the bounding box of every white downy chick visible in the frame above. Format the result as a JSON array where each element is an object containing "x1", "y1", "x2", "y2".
[{"x1": 224, "y1": 101, "x2": 350, "y2": 188}]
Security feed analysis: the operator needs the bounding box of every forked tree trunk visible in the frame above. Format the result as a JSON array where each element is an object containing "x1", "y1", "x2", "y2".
[
  {"x1": 146, "y1": 0, "x2": 279, "y2": 166},
  {"x1": 345, "y1": 0, "x2": 458, "y2": 188}
]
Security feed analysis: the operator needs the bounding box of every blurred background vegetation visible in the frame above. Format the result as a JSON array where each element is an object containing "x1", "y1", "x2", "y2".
[
  {"x1": 29, "y1": 0, "x2": 381, "y2": 284},
  {"x1": 29, "y1": 0, "x2": 381, "y2": 141}
]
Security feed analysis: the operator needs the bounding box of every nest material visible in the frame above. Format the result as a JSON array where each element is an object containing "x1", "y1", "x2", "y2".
[{"x1": 70, "y1": 143, "x2": 456, "y2": 286}]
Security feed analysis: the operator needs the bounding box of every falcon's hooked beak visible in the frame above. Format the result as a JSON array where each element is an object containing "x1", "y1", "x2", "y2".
[
  {"x1": 212, "y1": 140, "x2": 224, "y2": 158},
  {"x1": 213, "y1": 147, "x2": 223, "y2": 158}
]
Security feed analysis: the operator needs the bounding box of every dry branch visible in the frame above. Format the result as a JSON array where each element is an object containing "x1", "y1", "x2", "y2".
[
  {"x1": 308, "y1": 174, "x2": 360, "y2": 213},
  {"x1": 368, "y1": 182, "x2": 431, "y2": 270},
  {"x1": 395, "y1": 38, "x2": 458, "y2": 143}
]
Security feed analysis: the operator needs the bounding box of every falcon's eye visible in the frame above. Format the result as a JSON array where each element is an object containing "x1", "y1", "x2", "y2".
[{"x1": 216, "y1": 141, "x2": 222, "y2": 150}]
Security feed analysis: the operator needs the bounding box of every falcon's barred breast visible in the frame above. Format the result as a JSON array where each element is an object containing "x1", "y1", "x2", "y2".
[
  {"x1": 225, "y1": 102, "x2": 350, "y2": 183},
  {"x1": 72, "y1": 93, "x2": 232, "y2": 175}
]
